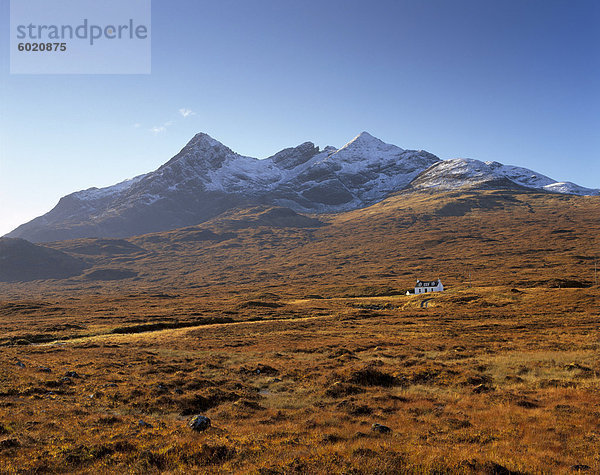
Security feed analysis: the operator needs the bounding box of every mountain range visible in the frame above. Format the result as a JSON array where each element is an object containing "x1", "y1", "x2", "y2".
[{"x1": 6, "y1": 131, "x2": 598, "y2": 243}]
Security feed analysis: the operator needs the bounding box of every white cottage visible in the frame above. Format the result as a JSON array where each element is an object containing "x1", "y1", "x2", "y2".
[{"x1": 414, "y1": 279, "x2": 444, "y2": 294}]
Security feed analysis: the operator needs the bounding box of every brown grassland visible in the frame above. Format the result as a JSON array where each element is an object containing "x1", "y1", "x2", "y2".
[{"x1": 0, "y1": 191, "x2": 599, "y2": 473}]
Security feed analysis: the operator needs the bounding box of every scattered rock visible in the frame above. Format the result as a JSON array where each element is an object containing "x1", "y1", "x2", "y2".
[
  {"x1": 65, "y1": 371, "x2": 81, "y2": 379},
  {"x1": 371, "y1": 423, "x2": 391, "y2": 434},
  {"x1": 37, "y1": 366, "x2": 52, "y2": 373},
  {"x1": 174, "y1": 388, "x2": 184, "y2": 395},
  {"x1": 188, "y1": 415, "x2": 211, "y2": 432},
  {"x1": 138, "y1": 420, "x2": 153, "y2": 428},
  {"x1": 15, "y1": 361, "x2": 25, "y2": 369}
]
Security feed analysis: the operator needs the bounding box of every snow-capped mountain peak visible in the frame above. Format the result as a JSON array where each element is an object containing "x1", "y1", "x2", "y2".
[
  {"x1": 165, "y1": 132, "x2": 242, "y2": 170},
  {"x1": 267, "y1": 142, "x2": 320, "y2": 170},
  {"x1": 410, "y1": 158, "x2": 599, "y2": 196},
  {"x1": 188, "y1": 131, "x2": 223, "y2": 147},
  {"x1": 333, "y1": 131, "x2": 405, "y2": 158},
  {"x1": 5, "y1": 131, "x2": 598, "y2": 242},
  {"x1": 346, "y1": 131, "x2": 380, "y2": 145}
]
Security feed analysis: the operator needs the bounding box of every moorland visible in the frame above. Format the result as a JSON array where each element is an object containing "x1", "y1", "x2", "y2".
[{"x1": 0, "y1": 190, "x2": 599, "y2": 473}]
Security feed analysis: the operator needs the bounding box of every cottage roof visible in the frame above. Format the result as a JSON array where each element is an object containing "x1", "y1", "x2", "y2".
[{"x1": 415, "y1": 279, "x2": 440, "y2": 287}]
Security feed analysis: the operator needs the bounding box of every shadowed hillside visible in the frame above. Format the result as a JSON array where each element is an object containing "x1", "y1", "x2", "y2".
[
  {"x1": 2, "y1": 191, "x2": 597, "y2": 297},
  {"x1": 0, "y1": 238, "x2": 87, "y2": 282}
]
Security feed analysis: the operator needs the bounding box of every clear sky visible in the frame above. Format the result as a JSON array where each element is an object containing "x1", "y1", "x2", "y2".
[{"x1": 1, "y1": 0, "x2": 599, "y2": 236}]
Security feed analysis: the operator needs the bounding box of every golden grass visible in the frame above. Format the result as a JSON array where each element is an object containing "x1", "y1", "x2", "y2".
[
  {"x1": 1, "y1": 286, "x2": 599, "y2": 473},
  {"x1": 0, "y1": 190, "x2": 599, "y2": 473}
]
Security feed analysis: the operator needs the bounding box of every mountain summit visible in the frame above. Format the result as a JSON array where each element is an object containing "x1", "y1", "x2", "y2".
[{"x1": 6, "y1": 132, "x2": 598, "y2": 242}]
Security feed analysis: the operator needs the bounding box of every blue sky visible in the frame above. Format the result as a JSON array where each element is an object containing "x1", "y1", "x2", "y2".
[{"x1": 1, "y1": 0, "x2": 599, "y2": 236}]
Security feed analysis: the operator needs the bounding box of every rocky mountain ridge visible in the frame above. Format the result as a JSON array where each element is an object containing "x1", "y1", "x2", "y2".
[{"x1": 6, "y1": 131, "x2": 598, "y2": 242}]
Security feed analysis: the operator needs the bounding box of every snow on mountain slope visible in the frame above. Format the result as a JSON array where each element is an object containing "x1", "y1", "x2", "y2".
[
  {"x1": 77, "y1": 174, "x2": 148, "y2": 201},
  {"x1": 410, "y1": 158, "x2": 600, "y2": 196},
  {"x1": 323, "y1": 132, "x2": 440, "y2": 202},
  {"x1": 5, "y1": 132, "x2": 598, "y2": 242},
  {"x1": 410, "y1": 159, "x2": 516, "y2": 190},
  {"x1": 543, "y1": 182, "x2": 599, "y2": 195},
  {"x1": 484, "y1": 161, "x2": 555, "y2": 189},
  {"x1": 267, "y1": 132, "x2": 440, "y2": 211}
]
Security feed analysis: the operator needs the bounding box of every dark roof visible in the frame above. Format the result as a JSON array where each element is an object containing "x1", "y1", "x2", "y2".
[{"x1": 415, "y1": 279, "x2": 440, "y2": 287}]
